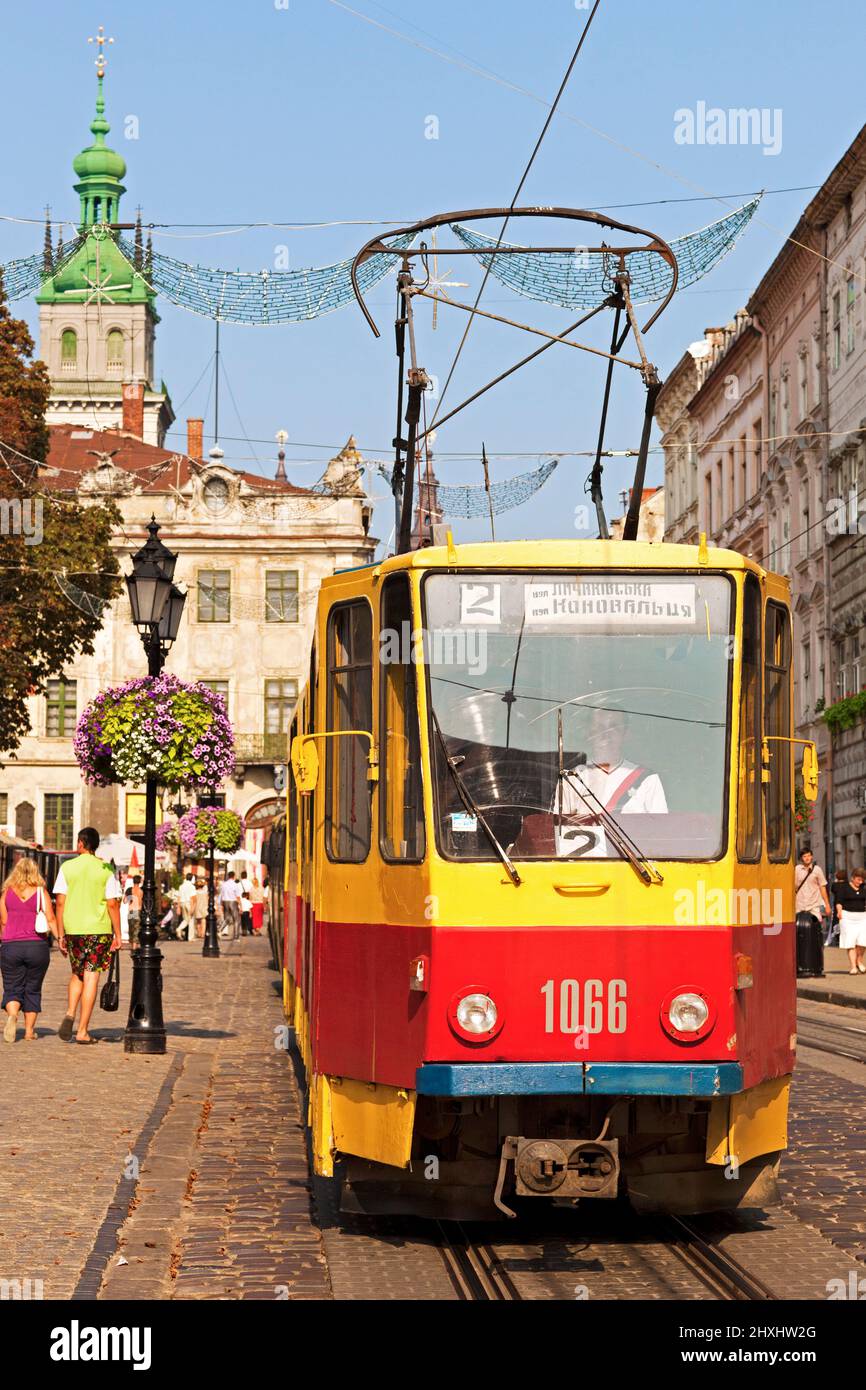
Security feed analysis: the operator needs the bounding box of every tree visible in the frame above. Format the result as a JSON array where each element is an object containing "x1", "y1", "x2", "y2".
[{"x1": 0, "y1": 271, "x2": 121, "y2": 754}]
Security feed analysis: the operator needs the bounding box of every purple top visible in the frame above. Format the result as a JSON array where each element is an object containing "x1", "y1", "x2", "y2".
[{"x1": 2, "y1": 888, "x2": 43, "y2": 943}]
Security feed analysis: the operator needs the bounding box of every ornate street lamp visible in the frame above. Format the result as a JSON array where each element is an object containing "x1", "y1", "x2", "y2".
[
  {"x1": 200, "y1": 789, "x2": 221, "y2": 959},
  {"x1": 124, "y1": 518, "x2": 186, "y2": 1055}
]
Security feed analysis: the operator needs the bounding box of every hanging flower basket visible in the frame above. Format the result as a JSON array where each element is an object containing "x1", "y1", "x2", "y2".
[
  {"x1": 177, "y1": 805, "x2": 245, "y2": 855},
  {"x1": 155, "y1": 821, "x2": 181, "y2": 853},
  {"x1": 74, "y1": 674, "x2": 236, "y2": 789}
]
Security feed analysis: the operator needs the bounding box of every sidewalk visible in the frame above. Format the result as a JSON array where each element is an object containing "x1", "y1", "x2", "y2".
[
  {"x1": 0, "y1": 933, "x2": 332, "y2": 1301},
  {"x1": 797, "y1": 945, "x2": 866, "y2": 1010}
]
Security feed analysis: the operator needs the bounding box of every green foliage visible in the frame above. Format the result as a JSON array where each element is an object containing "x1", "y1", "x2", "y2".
[
  {"x1": 821, "y1": 690, "x2": 866, "y2": 735},
  {"x1": 794, "y1": 785, "x2": 813, "y2": 835}
]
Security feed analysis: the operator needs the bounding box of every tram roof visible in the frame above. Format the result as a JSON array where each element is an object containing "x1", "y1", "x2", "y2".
[{"x1": 324, "y1": 538, "x2": 778, "y2": 589}]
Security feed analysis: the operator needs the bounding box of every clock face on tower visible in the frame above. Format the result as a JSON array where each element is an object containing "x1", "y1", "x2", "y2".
[{"x1": 203, "y1": 476, "x2": 230, "y2": 514}]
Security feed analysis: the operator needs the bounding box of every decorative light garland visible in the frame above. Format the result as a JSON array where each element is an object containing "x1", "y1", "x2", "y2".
[{"x1": 449, "y1": 197, "x2": 761, "y2": 310}]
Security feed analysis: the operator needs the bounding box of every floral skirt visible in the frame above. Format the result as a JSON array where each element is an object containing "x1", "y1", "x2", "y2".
[{"x1": 67, "y1": 934, "x2": 114, "y2": 977}]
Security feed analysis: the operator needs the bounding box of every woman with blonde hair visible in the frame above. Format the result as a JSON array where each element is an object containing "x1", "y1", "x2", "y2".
[{"x1": 0, "y1": 856, "x2": 57, "y2": 1041}]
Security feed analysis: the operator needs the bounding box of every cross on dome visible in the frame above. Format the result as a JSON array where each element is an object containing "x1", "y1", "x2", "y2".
[{"x1": 87, "y1": 25, "x2": 114, "y2": 79}]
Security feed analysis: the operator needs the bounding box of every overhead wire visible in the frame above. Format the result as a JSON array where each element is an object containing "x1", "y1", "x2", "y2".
[{"x1": 430, "y1": 0, "x2": 604, "y2": 429}]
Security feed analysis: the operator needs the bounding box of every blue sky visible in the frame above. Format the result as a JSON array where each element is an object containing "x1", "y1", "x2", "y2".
[{"x1": 2, "y1": 0, "x2": 863, "y2": 551}]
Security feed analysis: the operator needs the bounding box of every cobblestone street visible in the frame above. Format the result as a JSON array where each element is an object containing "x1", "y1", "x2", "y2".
[
  {"x1": 0, "y1": 936, "x2": 331, "y2": 1301},
  {"x1": 2, "y1": 933, "x2": 866, "y2": 1303}
]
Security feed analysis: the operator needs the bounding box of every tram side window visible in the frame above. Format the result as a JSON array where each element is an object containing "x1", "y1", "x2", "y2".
[
  {"x1": 380, "y1": 574, "x2": 426, "y2": 862},
  {"x1": 326, "y1": 603, "x2": 373, "y2": 862},
  {"x1": 765, "y1": 602, "x2": 793, "y2": 861},
  {"x1": 288, "y1": 715, "x2": 298, "y2": 864},
  {"x1": 737, "y1": 574, "x2": 762, "y2": 861}
]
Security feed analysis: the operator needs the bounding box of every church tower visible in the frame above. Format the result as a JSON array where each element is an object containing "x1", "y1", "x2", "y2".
[{"x1": 36, "y1": 30, "x2": 174, "y2": 446}]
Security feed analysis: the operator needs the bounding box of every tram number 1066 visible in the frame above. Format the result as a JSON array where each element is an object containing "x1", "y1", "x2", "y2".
[{"x1": 541, "y1": 978, "x2": 627, "y2": 1035}]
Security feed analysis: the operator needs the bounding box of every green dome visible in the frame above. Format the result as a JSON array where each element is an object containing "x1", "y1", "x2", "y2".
[
  {"x1": 73, "y1": 142, "x2": 127, "y2": 180},
  {"x1": 72, "y1": 74, "x2": 127, "y2": 228}
]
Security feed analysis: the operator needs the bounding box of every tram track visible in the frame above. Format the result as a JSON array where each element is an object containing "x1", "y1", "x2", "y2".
[
  {"x1": 797, "y1": 1011, "x2": 866, "y2": 1066},
  {"x1": 662, "y1": 1216, "x2": 779, "y2": 1301},
  {"x1": 435, "y1": 1222, "x2": 524, "y2": 1300}
]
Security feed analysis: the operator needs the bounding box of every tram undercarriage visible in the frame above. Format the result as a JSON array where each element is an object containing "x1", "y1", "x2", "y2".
[{"x1": 339, "y1": 1093, "x2": 782, "y2": 1221}]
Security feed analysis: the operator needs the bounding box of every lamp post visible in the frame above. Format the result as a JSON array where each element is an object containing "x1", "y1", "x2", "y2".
[
  {"x1": 124, "y1": 517, "x2": 186, "y2": 1055},
  {"x1": 201, "y1": 790, "x2": 221, "y2": 959}
]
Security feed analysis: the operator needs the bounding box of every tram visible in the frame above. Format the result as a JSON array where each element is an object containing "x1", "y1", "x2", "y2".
[
  {"x1": 0, "y1": 835, "x2": 68, "y2": 895},
  {"x1": 266, "y1": 537, "x2": 815, "y2": 1218},
  {"x1": 265, "y1": 208, "x2": 816, "y2": 1217}
]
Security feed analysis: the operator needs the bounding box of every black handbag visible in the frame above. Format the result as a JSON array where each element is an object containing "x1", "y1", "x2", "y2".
[{"x1": 100, "y1": 949, "x2": 120, "y2": 1012}]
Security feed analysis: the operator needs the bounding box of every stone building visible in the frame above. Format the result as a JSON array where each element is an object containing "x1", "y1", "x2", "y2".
[
  {"x1": 815, "y1": 128, "x2": 866, "y2": 868},
  {"x1": 610, "y1": 487, "x2": 665, "y2": 542},
  {"x1": 0, "y1": 65, "x2": 374, "y2": 850},
  {"x1": 656, "y1": 341, "x2": 709, "y2": 545}
]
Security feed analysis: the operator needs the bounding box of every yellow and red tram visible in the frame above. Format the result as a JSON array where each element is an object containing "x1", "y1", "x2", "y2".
[{"x1": 266, "y1": 536, "x2": 816, "y2": 1219}]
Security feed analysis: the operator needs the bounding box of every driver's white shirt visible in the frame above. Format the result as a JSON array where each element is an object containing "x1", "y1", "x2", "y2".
[{"x1": 559, "y1": 761, "x2": 668, "y2": 816}]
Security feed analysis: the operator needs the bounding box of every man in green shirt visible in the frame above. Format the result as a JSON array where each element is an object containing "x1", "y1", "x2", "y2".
[{"x1": 53, "y1": 827, "x2": 122, "y2": 1044}]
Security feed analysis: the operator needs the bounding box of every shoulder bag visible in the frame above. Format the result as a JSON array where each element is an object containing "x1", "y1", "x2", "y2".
[{"x1": 100, "y1": 949, "x2": 120, "y2": 1012}]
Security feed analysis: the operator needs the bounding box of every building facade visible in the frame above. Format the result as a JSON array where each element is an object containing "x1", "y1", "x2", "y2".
[
  {"x1": 819, "y1": 130, "x2": 866, "y2": 869},
  {"x1": 0, "y1": 68, "x2": 375, "y2": 850}
]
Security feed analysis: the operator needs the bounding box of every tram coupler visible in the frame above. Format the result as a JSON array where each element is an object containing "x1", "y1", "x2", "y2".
[{"x1": 495, "y1": 1136, "x2": 620, "y2": 1211}]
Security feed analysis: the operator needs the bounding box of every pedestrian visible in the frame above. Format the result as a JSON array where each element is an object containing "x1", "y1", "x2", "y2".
[
  {"x1": 127, "y1": 874, "x2": 143, "y2": 947},
  {"x1": 178, "y1": 872, "x2": 197, "y2": 940},
  {"x1": 249, "y1": 877, "x2": 265, "y2": 935},
  {"x1": 829, "y1": 870, "x2": 847, "y2": 947},
  {"x1": 795, "y1": 845, "x2": 831, "y2": 939},
  {"x1": 0, "y1": 857, "x2": 58, "y2": 1042},
  {"x1": 835, "y1": 867, "x2": 866, "y2": 975},
  {"x1": 53, "y1": 827, "x2": 122, "y2": 1044},
  {"x1": 194, "y1": 877, "x2": 208, "y2": 940},
  {"x1": 219, "y1": 871, "x2": 241, "y2": 939}
]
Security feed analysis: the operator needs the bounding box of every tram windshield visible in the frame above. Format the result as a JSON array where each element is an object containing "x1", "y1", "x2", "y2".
[{"x1": 422, "y1": 572, "x2": 733, "y2": 863}]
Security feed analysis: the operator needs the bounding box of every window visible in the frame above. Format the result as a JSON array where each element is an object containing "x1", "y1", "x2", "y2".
[
  {"x1": 45, "y1": 678, "x2": 77, "y2": 737},
  {"x1": 106, "y1": 328, "x2": 123, "y2": 373},
  {"x1": 380, "y1": 574, "x2": 425, "y2": 862},
  {"x1": 779, "y1": 506, "x2": 791, "y2": 574},
  {"x1": 811, "y1": 333, "x2": 820, "y2": 406},
  {"x1": 833, "y1": 292, "x2": 841, "y2": 369},
  {"x1": 752, "y1": 421, "x2": 762, "y2": 495},
  {"x1": 847, "y1": 277, "x2": 856, "y2": 355},
  {"x1": 780, "y1": 371, "x2": 790, "y2": 438},
  {"x1": 264, "y1": 679, "x2": 298, "y2": 738},
  {"x1": 44, "y1": 793, "x2": 74, "y2": 852},
  {"x1": 739, "y1": 435, "x2": 747, "y2": 510},
  {"x1": 200, "y1": 680, "x2": 229, "y2": 710},
  {"x1": 15, "y1": 801, "x2": 34, "y2": 841},
  {"x1": 765, "y1": 602, "x2": 792, "y2": 861},
  {"x1": 769, "y1": 382, "x2": 778, "y2": 441},
  {"x1": 265, "y1": 571, "x2": 299, "y2": 623},
  {"x1": 704, "y1": 472, "x2": 713, "y2": 532},
  {"x1": 854, "y1": 632, "x2": 862, "y2": 692},
  {"x1": 0, "y1": 793, "x2": 7, "y2": 830},
  {"x1": 837, "y1": 639, "x2": 848, "y2": 698},
  {"x1": 798, "y1": 350, "x2": 809, "y2": 421},
  {"x1": 203, "y1": 477, "x2": 229, "y2": 514},
  {"x1": 801, "y1": 641, "x2": 811, "y2": 716},
  {"x1": 737, "y1": 575, "x2": 762, "y2": 862},
  {"x1": 802, "y1": 479, "x2": 810, "y2": 558},
  {"x1": 61, "y1": 329, "x2": 77, "y2": 373},
  {"x1": 325, "y1": 602, "x2": 373, "y2": 862},
  {"x1": 197, "y1": 570, "x2": 230, "y2": 623}
]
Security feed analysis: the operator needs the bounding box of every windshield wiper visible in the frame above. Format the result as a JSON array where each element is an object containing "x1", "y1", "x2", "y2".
[
  {"x1": 554, "y1": 709, "x2": 662, "y2": 885},
  {"x1": 431, "y1": 712, "x2": 521, "y2": 887},
  {"x1": 557, "y1": 767, "x2": 664, "y2": 886}
]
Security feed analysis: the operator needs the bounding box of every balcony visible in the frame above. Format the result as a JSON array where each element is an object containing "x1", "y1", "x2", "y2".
[{"x1": 233, "y1": 733, "x2": 287, "y2": 765}]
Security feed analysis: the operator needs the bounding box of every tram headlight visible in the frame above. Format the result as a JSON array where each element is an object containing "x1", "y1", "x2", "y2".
[
  {"x1": 669, "y1": 993, "x2": 708, "y2": 1033},
  {"x1": 448, "y1": 988, "x2": 503, "y2": 1042},
  {"x1": 660, "y1": 987, "x2": 715, "y2": 1043}
]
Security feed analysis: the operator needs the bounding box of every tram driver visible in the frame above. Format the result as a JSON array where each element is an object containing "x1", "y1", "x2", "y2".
[{"x1": 558, "y1": 705, "x2": 668, "y2": 826}]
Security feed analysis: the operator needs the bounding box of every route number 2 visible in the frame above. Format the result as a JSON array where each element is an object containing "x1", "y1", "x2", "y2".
[{"x1": 541, "y1": 978, "x2": 627, "y2": 1034}]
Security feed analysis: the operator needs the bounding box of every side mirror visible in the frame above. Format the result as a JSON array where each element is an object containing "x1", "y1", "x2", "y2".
[
  {"x1": 290, "y1": 736, "x2": 319, "y2": 795},
  {"x1": 802, "y1": 742, "x2": 819, "y2": 802}
]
